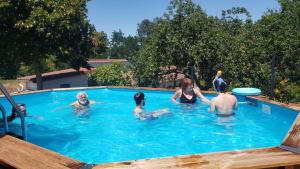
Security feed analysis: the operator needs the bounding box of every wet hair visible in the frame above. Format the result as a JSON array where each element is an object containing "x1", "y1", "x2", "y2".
[
  {"x1": 214, "y1": 79, "x2": 227, "y2": 93},
  {"x1": 77, "y1": 92, "x2": 88, "y2": 99},
  {"x1": 134, "y1": 92, "x2": 145, "y2": 105},
  {"x1": 8, "y1": 103, "x2": 26, "y2": 121},
  {"x1": 181, "y1": 78, "x2": 193, "y2": 91}
]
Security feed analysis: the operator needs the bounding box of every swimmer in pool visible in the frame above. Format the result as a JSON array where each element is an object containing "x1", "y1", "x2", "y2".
[
  {"x1": 53, "y1": 92, "x2": 105, "y2": 114},
  {"x1": 209, "y1": 80, "x2": 237, "y2": 116},
  {"x1": 70, "y1": 92, "x2": 96, "y2": 113},
  {"x1": 212, "y1": 70, "x2": 227, "y2": 92},
  {"x1": 7, "y1": 103, "x2": 27, "y2": 122},
  {"x1": 6, "y1": 103, "x2": 43, "y2": 121},
  {"x1": 134, "y1": 92, "x2": 170, "y2": 120},
  {"x1": 171, "y1": 78, "x2": 210, "y2": 104}
]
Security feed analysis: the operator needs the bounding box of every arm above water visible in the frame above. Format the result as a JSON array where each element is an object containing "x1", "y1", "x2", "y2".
[
  {"x1": 194, "y1": 88, "x2": 211, "y2": 104},
  {"x1": 151, "y1": 108, "x2": 170, "y2": 117},
  {"x1": 171, "y1": 90, "x2": 181, "y2": 104},
  {"x1": 136, "y1": 109, "x2": 170, "y2": 120},
  {"x1": 52, "y1": 104, "x2": 73, "y2": 112},
  {"x1": 209, "y1": 99, "x2": 216, "y2": 113},
  {"x1": 27, "y1": 115, "x2": 44, "y2": 120},
  {"x1": 89, "y1": 100, "x2": 96, "y2": 104},
  {"x1": 234, "y1": 97, "x2": 238, "y2": 110}
]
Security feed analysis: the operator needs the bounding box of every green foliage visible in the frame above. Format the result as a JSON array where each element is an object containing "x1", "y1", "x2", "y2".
[
  {"x1": 109, "y1": 30, "x2": 126, "y2": 58},
  {"x1": 89, "y1": 63, "x2": 132, "y2": 86},
  {"x1": 108, "y1": 30, "x2": 139, "y2": 60},
  {"x1": 0, "y1": 0, "x2": 93, "y2": 89},
  {"x1": 131, "y1": 0, "x2": 300, "y2": 102},
  {"x1": 137, "y1": 19, "x2": 155, "y2": 43},
  {"x1": 275, "y1": 79, "x2": 300, "y2": 103},
  {"x1": 91, "y1": 30, "x2": 109, "y2": 58},
  {"x1": 18, "y1": 55, "x2": 69, "y2": 76}
]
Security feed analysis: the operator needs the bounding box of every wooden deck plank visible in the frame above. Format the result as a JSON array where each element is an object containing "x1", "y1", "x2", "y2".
[
  {"x1": 0, "y1": 135, "x2": 85, "y2": 169},
  {"x1": 93, "y1": 147, "x2": 300, "y2": 169},
  {"x1": 282, "y1": 114, "x2": 300, "y2": 149}
]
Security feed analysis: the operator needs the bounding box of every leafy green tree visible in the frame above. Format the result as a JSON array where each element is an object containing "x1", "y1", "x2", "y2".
[
  {"x1": 132, "y1": 0, "x2": 300, "y2": 102},
  {"x1": 137, "y1": 19, "x2": 154, "y2": 43},
  {"x1": 0, "y1": 0, "x2": 93, "y2": 89},
  {"x1": 91, "y1": 30, "x2": 109, "y2": 58},
  {"x1": 123, "y1": 36, "x2": 140, "y2": 60},
  {"x1": 108, "y1": 29, "x2": 139, "y2": 60},
  {"x1": 109, "y1": 30, "x2": 125, "y2": 58}
]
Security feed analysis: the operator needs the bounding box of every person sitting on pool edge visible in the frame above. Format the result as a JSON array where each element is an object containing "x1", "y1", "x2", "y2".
[
  {"x1": 209, "y1": 80, "x2": 237, "y2": 116},
  {"x1": 70, "y1": 92, "x2": 96, "y2": 111},
  {"x1": 7, "y1": 103, "x2": 27, "y2": 122},
  {"x1": 134, "y1": 92, "x2": 170, "y2": 120},
  {"x1": 171, "y1": 78, "x2": 210, "y2": 104}
]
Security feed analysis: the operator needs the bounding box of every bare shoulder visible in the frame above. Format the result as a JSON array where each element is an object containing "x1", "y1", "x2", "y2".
[
  {"x1": 134, "y1": 107, "x2": 143, "y2": 114},
  {"x1": 227, "y1": 94, "x2": 237, "y2": 101},
  {"x1": 229, "y1": 94, "x2": 237, "y2": 99}
]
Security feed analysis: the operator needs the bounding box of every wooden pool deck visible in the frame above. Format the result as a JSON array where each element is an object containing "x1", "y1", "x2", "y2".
[
  {"x1": 1, "y1": 135, "x2": 300, "y2": 169},
  {"x1": 93, "y1": 147, "x2": 300, "y2": 169},
  {"x1": 0, "y1": 135, "x2": 85, "y2": 169}
]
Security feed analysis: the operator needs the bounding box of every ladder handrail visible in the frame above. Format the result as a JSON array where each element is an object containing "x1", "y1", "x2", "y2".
[
  {"x1": 0, "y1": 104, "x2": 8, "y2": 133},
  {"x1": 0, "y1": 82, "x2": 27, "y2": 140}
]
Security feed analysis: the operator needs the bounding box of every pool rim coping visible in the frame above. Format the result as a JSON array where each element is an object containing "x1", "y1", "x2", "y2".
[{"x1": 1, "y1": 85, "x2": 300, "y2": 167}]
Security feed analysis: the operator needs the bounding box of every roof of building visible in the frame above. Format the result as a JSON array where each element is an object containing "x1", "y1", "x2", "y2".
[
  {"x1": 17, "y1": 59, "x2": 128, "y2": 81},
  {"x1": 18, "y1": 67, "x2": 95, "y2": 81},
  {"x1": 87, "y1": 59, "x2": 128, "y2": 63}
]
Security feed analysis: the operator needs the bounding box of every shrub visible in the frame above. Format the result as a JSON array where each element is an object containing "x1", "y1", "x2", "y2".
[
  {"x1": 275, "y1": 79, "x2": 300, "y2": 103},
  {"x1": 88, "y1": 63, "x2": 132, "y2": 86}
]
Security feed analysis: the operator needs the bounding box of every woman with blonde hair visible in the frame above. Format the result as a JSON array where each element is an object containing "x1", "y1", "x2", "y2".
[{"x1": 171, "y1": 78, "x2": 210, "y2": 104}]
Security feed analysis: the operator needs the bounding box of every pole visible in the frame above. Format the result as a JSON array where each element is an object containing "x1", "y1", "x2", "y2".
[{"x1": 270, "y1": 53, "x2": 276, "y2": 100}]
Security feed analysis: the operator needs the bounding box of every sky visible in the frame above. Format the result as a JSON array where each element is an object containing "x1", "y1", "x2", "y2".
[{"x1": 87, "y1": 0, "x2": 280, "y2": 38}]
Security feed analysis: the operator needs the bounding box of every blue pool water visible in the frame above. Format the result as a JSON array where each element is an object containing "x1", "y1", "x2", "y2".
[{"x1": 0, "y1": 88, "x2": 298, "y2": 164}]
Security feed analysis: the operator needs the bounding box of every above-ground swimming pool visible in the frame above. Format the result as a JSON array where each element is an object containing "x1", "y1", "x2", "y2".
[{"x1": 0, "y1": 88, "x2": 298, "y2": 164}]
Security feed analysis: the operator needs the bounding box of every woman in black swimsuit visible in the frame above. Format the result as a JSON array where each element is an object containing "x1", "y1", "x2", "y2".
[{"x1": 171, "y1": 78, "x2": 211, "y2": 104}]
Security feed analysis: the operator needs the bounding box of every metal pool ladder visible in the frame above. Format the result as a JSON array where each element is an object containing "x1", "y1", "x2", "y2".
[{"x1": 0, "y1": 82, "x2": 27, "y2": 140}]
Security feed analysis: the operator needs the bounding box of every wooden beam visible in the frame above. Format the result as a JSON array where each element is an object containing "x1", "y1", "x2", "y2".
[
  {"x1": 93, "y1": 147, "x2": 300, "y2": 169},
  {"x1": 0, "y1": 135, "x2": 85, "y2": 169}
]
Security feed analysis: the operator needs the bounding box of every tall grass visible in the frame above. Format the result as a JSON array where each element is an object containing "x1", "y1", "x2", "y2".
[{"x1": 0, "y1": 80, "x2": 18, "y2": 93}]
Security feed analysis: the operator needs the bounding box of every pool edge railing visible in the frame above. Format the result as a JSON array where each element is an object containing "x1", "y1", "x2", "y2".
[{"x1": 0, "y1": 82, "x2": 27, "y2": 140}]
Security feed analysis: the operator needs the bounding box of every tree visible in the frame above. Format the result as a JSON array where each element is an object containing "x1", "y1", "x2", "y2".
[
  {"x1": 131, "y1": 0, "x2": 300, "y2": 102},
  {"x1": 137, "y1": 19, "x2": 154, "y2": 43},
  {"x1": 132, "y1": 0, "x2": 208, "y2": 87},
  {"x1": 0, "y1": 0, "x2": 93, "y2": 89},
  {"x1": 109, "y1": 30, "x2": 125, "y2": 58},
  {"x1": 108, "y1": 29, "x2": 139, "y2": 60},
  {"x1": 123, "y1": 36, "x2": 139, "y2": 60},
  {"x1": 91, "y1": 29, "x2": 109, "y2": 58}
]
